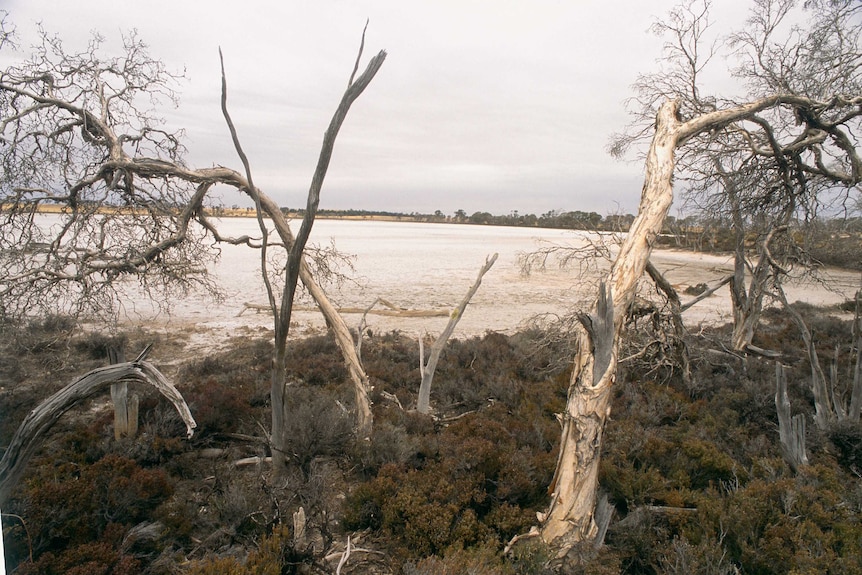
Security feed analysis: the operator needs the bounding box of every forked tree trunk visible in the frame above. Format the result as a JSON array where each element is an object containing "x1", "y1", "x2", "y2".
[
  {"x1": 219, "y1": 37, "x2": 385, "y2": 469},
  {"x1": 724, "y1": 166, "x2": 764, "y2": 353},
  {"x1": 540, "y1": 100, "x2": 681, "y2": 547},
  {"x1": 731, "y1": 302, "x2": 763, "y2": 352}
]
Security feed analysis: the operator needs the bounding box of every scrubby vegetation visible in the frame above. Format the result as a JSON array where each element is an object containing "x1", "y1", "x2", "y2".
[{"x1": 2, "y1": 306, "x2": 862, "y2": 573}]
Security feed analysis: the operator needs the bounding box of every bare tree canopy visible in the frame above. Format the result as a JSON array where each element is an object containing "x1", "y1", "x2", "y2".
[
  {"x1": 0, "y1": 27, "x2": 220, "y2": 322},
  {"x1": 542, "y1": 0, "x2": 862, "y2": 555},
  {"x1": 0, "y1": 17, "x2": 386, "y2": 472},
  {"x1": 611, "y1": 0, "x2": 862, "y2": 351}
]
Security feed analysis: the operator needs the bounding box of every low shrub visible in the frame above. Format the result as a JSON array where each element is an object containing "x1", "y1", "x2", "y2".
[
  {"x1": 827, "y1": 419, "x2": 862, "y2": 472},
  {"x1": 8, "y1": 453, "x2": 173, "y2": 571}
]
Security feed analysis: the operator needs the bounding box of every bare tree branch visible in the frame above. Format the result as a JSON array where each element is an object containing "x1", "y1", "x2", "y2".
[{"x1": 417, "y1": 253, "x2": 498, "y2": 414}]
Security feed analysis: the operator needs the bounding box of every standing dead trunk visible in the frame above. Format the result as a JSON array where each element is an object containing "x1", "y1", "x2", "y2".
[
  {"x1": 776, "y1": 285, "x2": 834, "y2": 429},
  {"x1": 109, "y1": 346, "x2": 139, "y2": 440},
  {"x1": 219, "y1": 33, "x2": 385, "y2": 470},
  {"x1": 775, "y1": 362, "x2": 809, "y2": 472},
  {"x1": 417, "y1": 254, "x2": 497, "y2": 414}
]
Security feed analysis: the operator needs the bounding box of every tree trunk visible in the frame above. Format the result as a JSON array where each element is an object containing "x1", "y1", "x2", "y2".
[
  {"x1": 539, "y1": 93, "x2": 832, "y2": 551},
  {"x1": 775, "y1": 362, "x2": 808, "y2": 472},
  {"x1": 724, "y1": 166, "x2": 761, "y2": 353},
  {"x1": 540, "y1": 100, "x2": 681, "y2": 548},
  {"x1": 777, "y1": 286, "x2": 833, "y2": 429},
  {"x1": 109, "y1": 346, "x2": 139, "y2": 440},
  {"x1": 730, "y1": 301, "x2": 762, "y2": 353},
  {"x1": 219, "y1": 38, "x2": 386, "y2": 469}
]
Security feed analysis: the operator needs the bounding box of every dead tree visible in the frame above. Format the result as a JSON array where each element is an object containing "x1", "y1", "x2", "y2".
[
  {"x1": 542, "y1": 5, "x2": 862, "y2": 549},
  {"x1": 416, "y1": 253, "x2": 497, "y2": 414},
  {"x1": 218, "y1": 30, "x2": 385, "y2": 455},
  {"x1": 0, "y1": 23, "x2": 384, "y2": 464},
  {"x1": 775, "y1": 362, "x2": 809, "y2": 472},
  {"x1": 776, "y1": 285, "x2": 862, "y2": 429},
  {"x1": 541, "y1": 85, "x2": 862, "y2": 551},
  {"x1": 612, "y1": 0, "x2": 862, "y2": 354},
  {"x1": 0, "y1": 346, "x2": 196, "y2": 506}
]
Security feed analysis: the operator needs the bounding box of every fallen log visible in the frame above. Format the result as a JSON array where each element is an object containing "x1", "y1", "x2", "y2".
[
  {"x1": 239, "y1": 301, "x2": 449, "y2": 318},
  {"x1": 0, "y1": 351, "x2": 196, "y2": 506}
]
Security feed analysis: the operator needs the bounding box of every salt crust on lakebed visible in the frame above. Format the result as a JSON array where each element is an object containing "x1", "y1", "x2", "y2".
[{"x1": 121, "y1": 248, "x2": 862, "y2": 361}]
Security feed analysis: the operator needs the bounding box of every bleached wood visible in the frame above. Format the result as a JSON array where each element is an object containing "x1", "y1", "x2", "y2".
[
  {"x1": 417, "y1": 253, "x2": 498, "y2": 414},
  {"x1": 542, "y1": 85, "x2": 862, "y2": 551},
  {"x1": 777, "y1": 286, "x2": 834, "y2": 429},
  {"x1": 540, "y1": 99, "x2": 681, "y2": 548},
  {"x1": 0, "y1": 357, "x2": 195, "y2": 505},
  {"x1": 219, "y1": 32, "x2": 385, "y2": 460},
  {"x1": 775, "y1": 363, "x2": 809, "y2": 471}
]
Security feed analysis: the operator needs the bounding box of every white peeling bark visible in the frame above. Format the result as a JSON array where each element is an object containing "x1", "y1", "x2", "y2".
[
  {"x1": 541, "y1": 93, "x2": 862, "y2": 550},
  {"x1": 541, "y1": 99, "x2": 681, "y2": 548}
]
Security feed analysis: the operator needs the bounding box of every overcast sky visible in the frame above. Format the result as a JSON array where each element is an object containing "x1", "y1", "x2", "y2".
[{"x1": 2, "y1": 1, "x2": 753, "y2": 216}]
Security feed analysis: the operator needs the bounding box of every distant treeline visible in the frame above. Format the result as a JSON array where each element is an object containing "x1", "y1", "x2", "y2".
[{"x1": 272, "y1": 207, "x2": 641, "y2": 232}]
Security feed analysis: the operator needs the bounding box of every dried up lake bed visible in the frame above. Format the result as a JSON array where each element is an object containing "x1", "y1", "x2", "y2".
[{"x1": 121, "y1": 219, "x2": 862, "y2": 355}]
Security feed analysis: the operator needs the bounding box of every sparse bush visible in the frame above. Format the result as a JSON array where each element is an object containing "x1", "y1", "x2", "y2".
[
  {"x1": 183, "y1": 376, "x2": 255, "y2": 436},
  {"x1": 6, "y1": 314, "x2": 77, "y2": 354},
  {"x1": 281, "y1": 385, "x2": 354, "y2": 474},
  {"x1": 827, "y1": 419, "x2": 862, "y2": 473},
  {"x1": 285, "y1": 332, "x2": 347, "y2": 386},
  {"x1": 73, "y1": 331, "x2": 128, "y2": 360},
  {"x1": 6, "y1": 312, "x2": 862, "y2": 574}
]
